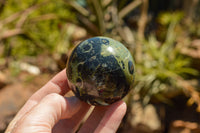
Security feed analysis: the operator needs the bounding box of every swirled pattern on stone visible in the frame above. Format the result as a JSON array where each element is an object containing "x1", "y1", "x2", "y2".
[{"x1": 66, "y1": 36, "x2": 135, "y2": 106}]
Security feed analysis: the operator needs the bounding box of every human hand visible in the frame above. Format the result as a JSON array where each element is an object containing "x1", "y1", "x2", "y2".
[{"x1": 5, "y1": 69, "x2": 127, "y2": 133}]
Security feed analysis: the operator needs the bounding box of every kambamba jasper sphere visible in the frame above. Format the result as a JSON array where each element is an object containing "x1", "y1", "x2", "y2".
[{"x1": 66, "y1": 36, "x2": 135, "y2": 106}]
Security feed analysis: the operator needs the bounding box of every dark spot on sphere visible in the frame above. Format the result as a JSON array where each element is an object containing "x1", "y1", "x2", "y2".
[
  {"x1": 101, "y1": 39, "x2": 109, "y2": 45},
  {"x1": 92, "y1": 60, "x2": 99, "y2": 66},
  {"x1": 83, "y1": 44, "x2": 91, "y2": 51},
  {"x1": 121, "y1": 61, "x2": 125, "y2": 69},
  {"x1": 76, "y1": 78, "x2": 82, "y2": 82},
  {"x1": 128, "y1": 61, "x2": 134, "y2": 74},
  {"x1": 78, "y1": 64, "x2": 83, "y2": 72},
  {"x1": 74, "y1": 86, "x2": 80, "y2": 97}
]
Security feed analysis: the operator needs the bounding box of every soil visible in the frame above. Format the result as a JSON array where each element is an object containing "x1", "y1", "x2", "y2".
[{"x1": 0, "y1": 71, "x2": 53, "y2": 133}]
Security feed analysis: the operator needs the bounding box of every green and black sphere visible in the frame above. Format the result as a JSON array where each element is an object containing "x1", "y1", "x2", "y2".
[{"x1": 66, "y1": 36, "x2": 135, "y2": 106}]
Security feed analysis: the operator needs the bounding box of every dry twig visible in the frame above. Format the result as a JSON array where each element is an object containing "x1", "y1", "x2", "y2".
[
  {"x1": 177, "y1": 77, "x2": 200, "y2": 112},
  {"x1": 136, "y1": 0, "x2": 149, "y2": 62},
  {"x1": 119, "y1": 0, "x2": 142, "y2": 19},
  {"x1": 0, "y1": 29, "x2": 23, "y2": 40}
]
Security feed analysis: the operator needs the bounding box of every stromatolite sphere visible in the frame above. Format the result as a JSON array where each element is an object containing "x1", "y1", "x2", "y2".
[{"x1": 66, "y1": 36, "x2": 135, "y2": 106}]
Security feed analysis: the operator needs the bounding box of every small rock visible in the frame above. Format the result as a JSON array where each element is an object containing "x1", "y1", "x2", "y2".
[
  {"x1": 169, "y1": 120, "x2": 200, "y2": 133},
  {"x1": 130, "y1": 102, "x2": 161, "y2": 132},
  {"x1": 19, "y1": 62, "x2": 40, "y2": 75}
]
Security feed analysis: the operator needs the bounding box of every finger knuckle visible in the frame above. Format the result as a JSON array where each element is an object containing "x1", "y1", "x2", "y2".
[{"x1": 45, "y1": 93, "x2": 63, "y2": 102}]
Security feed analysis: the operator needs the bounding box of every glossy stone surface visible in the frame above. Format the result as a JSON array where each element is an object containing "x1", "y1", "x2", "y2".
[{"x1": 66, "y1": 36, "x2": 135, "y2": 106}]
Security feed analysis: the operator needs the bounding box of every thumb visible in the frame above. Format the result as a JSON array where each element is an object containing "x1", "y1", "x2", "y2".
[{"x1": 12, "y1": 93, "x2": 82, "y2": 133}]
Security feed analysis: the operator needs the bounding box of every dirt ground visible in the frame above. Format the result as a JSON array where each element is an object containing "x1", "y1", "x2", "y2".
[{"x1": 0, "y1": 71, "x2": 53, "y2": 133}]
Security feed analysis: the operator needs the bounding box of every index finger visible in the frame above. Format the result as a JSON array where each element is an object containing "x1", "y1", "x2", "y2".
[
  {"x1": 5, "y1": 69, "x2": 71, "y2": 133},
  {"x1": 21, "y1": 69, "x2": 71, "y2": 113},
  {"x1": 30, "y1": 69, "x2": 70, "y2": 102}
]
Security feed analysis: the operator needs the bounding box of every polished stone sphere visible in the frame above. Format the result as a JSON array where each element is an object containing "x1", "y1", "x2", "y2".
[{"x1": 66, "y1": 36, "x2": 135, "y2": 106}]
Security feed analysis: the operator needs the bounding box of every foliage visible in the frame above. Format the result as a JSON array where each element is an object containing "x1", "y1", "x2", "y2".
[
  {"x1": 135, "y1": 35, "x2": 198, "y2": 103},
  {"x1": 135, "y1": 12, "x2": 198, "y2": 104},
  {"x1": 64, "y1": 0, "x2": 141, "y2": 48},
  {"x1": 0, "y1": 0, "x2": 74, "y2": 60}
]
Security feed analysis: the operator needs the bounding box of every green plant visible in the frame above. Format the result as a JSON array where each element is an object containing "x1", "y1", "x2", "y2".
[
  {"x1": 135, "y1": 36, "x2": 197, "y2": 103},
  {"x1": 134, "y1": 12, "x2": 198, "y2": 104},
  {"x1": 64, "y1": 0, "x2": 142, "y2": 47},
  {"x1": 0, "y1": 0, "x2": 74, "y2": 63}
]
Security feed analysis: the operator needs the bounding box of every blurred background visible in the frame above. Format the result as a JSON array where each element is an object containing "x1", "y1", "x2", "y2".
[{"x1": 1, "y1": 0, "x2": 200, "y2": 132}]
